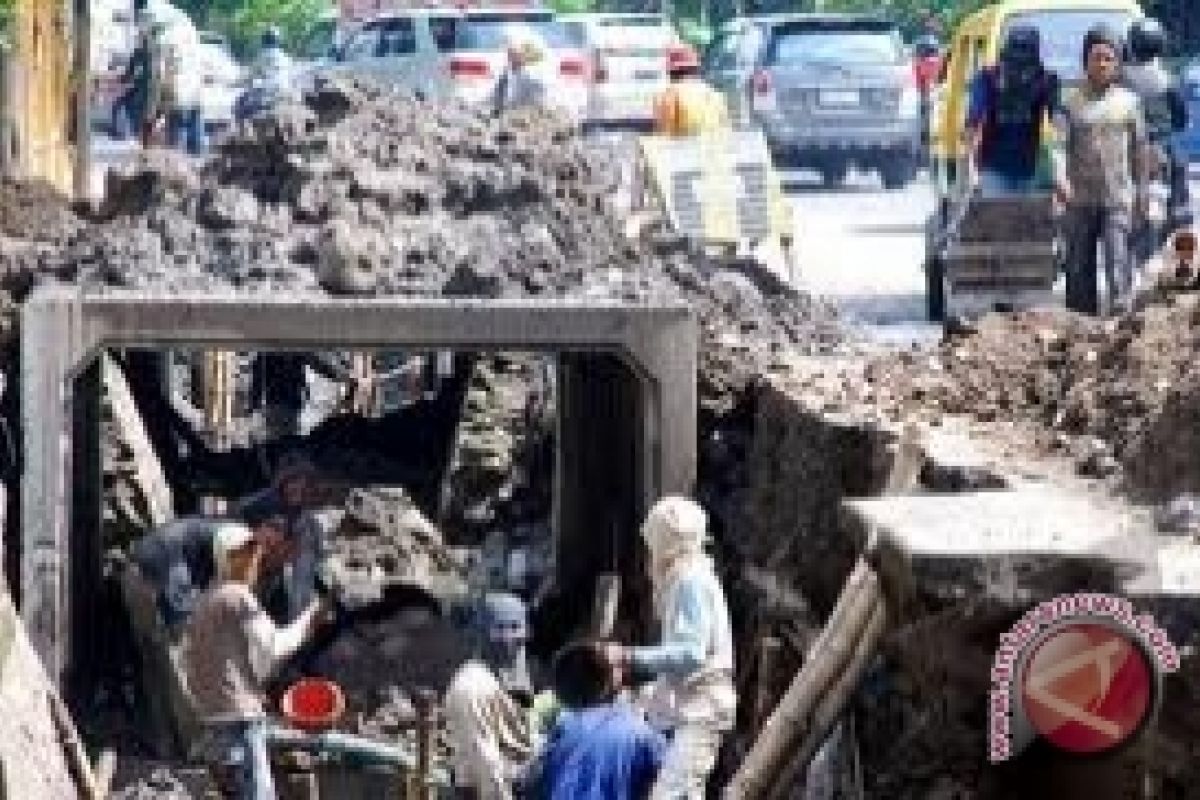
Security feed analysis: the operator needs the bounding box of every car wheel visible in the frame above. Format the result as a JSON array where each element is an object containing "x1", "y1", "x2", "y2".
[
  {"x1": 881, "y1": 160, "x2": 916, "y2": 191},
  {"x1": 821, "y1": 164, "x2": 849, "y2": 188},
  {"x1": 925, "y1": 254, "x2": 946, "y2": 322}
]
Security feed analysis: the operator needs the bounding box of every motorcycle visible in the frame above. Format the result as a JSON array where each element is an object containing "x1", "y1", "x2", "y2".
[{"x1": 233, "y1": 73, "x2": 298, "y2": 123}]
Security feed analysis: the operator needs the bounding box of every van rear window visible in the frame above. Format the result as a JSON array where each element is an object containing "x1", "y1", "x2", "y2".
[
  {"x1": 456, "y1": 18, "x2": 580, "y2": 50},
  {"x1": 769, "y1": 28, "x2": 903, "y2": 66}
]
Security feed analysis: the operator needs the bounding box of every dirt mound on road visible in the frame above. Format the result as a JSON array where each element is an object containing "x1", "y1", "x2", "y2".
[
  {"x1": 861, "y1": 298, "x2": 1200, "y2": 498},
  {"x1": 0, "y1": 80, "x2": 844, "y2": 409}
]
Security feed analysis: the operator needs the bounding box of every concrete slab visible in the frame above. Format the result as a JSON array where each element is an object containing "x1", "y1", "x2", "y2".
[
  {"x1": 21, "y1": 286, "x2": 699, "y2": 687},
  {"x1": 845, "y1": 488, "x2": 1200, "y2": 605}
]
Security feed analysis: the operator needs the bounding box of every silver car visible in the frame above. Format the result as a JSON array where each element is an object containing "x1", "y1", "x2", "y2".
[
  {"x1": 325, "y1": 10, "x2": 463, "y2": 98},
  {"x1": 704, "y1": 14, "x2": 922, "y2": 189}
]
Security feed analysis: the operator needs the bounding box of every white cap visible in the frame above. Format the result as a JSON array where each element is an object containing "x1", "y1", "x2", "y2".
[{"x1": 212, "y1": 521, "x2": 257, "y2": 575}]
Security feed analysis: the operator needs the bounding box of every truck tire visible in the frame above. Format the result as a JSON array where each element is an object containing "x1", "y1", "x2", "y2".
[
  {"x1": 925, "y1": 254, "x2": 946, "y2": 322},
  {"x1": 881, "y1": 160, "x2": 917, "y2": 191}
]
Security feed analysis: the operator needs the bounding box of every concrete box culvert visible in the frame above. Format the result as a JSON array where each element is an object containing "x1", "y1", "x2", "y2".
[{"x1": 18, "y1": 286, "x2": 697, "y2": 690}]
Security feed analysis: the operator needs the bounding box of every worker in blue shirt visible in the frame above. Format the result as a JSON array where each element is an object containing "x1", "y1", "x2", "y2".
[
  {"x1": 965, "y1": 25, "x2": 1059, "y2": 196},
  {"x1": 531, "y1": 640, "x2": 666, "y2": 799}
]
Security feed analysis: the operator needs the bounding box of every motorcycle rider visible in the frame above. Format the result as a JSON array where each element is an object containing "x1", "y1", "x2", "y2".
[
  {"x1": 1122, "y1": 17, "x2": 1192, "y2": 230},
  {"x1": 252, "y1": 26, "x2": 295, "y2": 88}
]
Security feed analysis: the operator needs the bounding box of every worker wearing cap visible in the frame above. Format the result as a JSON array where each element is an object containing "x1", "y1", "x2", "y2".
[
  {"x1": 184, "y1": 522, "x2": 331, "y2": 799},
  {"x1": 493, "y1": 34, "x2": 550, "y2": 116},
  {"x1": 233, "y1": 453, "x2": 329, "y2": 624},
  {"x1": 611, "y1": 497, "x2": 735, "y2": 799},
  {"x1": 444, "y1": 593, "x2": 538, "y2": 799},
  {"x1": 652, "y1": 48, "x2": 729, "y2": 137}
]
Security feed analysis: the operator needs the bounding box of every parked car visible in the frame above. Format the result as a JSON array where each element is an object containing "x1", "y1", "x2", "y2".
[
  {"x1": 568, "y1": 12, "x2": 675, "y2": 128},
  {"x1": 449, "y1": 9, "x2": 591, "y2": 122},
  {"x1": 1182, "y1": 61, "x2": 1200, "y2": 163},
  {"x1": 703, "y1": 14, "x2": 922, "y2": 189},
  {"x1": 324, "y1": 9, "x2": 463, "y2": 98}
]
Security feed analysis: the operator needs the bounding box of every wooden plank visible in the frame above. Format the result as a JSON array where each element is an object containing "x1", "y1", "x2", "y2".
[{"x1": 102, "y1": 354, "x2": 174, "y2": 528}]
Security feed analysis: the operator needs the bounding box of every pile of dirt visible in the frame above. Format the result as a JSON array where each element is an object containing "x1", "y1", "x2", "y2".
[
  {"x1": 837, "y1": 297, "x2": 1200, "y2": 499},
  {"x1": 0, "y1": 79, "x2": 844, "y2": 412}
]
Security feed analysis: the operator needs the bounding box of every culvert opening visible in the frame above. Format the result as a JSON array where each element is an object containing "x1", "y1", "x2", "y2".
[{"x1": 19, "y1": 290, "x2": 698, "y2": 784}]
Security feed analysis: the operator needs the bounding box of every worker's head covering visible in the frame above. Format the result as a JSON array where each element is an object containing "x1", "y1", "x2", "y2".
[
  {"x1": 212, "y1": 521, "x2": 257, "y2": 579},
  {"x1": 506, "y1": 32, "x2": 542, "y2": 68},
  {"x1": 1001, "y1": 25, "x2": 1040, "y2": 67},
  {"x1": 472, "y1": 593, "x2": 532, "y2": 697},
  {"x1": 667, "y1": 45, "x2": 700, "y2": 79},
  {"x1": 1082, "y1": 23, "x2": 1123, "y2": 68},
  {"x1": 273, "y1": 451, "x2": 319, "y2": 489},
  {"x1": 641, "y1": 496, "x2": 712, "y2": 615}
]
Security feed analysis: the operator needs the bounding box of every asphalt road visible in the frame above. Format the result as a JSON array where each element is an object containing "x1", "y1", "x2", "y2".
[
  {"x1": 783, "y1": 168, "x2": 939, "y2": 345},
  {"x1": 784, "y1": 164, "x2": 1200, "y2": 344}
]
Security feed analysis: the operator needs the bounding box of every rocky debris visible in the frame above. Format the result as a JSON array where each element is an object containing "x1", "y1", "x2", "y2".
[
  {"x1": 0, "y1": 79, "x2": 844, "y2": 415},
  {"x1": 440, "y1": 355, "x2": 554, "y2": 541},
  {"x1": 109, "y1": 766, "x2": 200, "y2": 800},
  {"x1": 790, "y1": 297, "x2": 1200, "y2": 500}
]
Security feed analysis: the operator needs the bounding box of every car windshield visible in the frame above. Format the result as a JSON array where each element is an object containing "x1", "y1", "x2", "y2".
[
  {"x1": 1001, "y1": 10, "x2": 1134, "y2": 82},
  {"x1": 456, "y1": 15, "x2": 580, "y2": 50},
  {"x1": 771, "y1": 26, "x2": 903, "y2": 66}
]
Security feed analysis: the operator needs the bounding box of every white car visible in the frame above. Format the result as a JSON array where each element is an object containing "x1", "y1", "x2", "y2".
[
  {"x1": 448, "y1": 9, "x2": 591, "y2": 123},
  {"x1": 568, "y1": 13, "x2": 675, "y2": 128},
  {"x1": 193, "y1": 38, "x2": 244, "y2": 133}
]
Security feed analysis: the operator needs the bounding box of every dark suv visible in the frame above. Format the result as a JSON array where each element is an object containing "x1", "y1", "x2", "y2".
[{"x1": 704, "y1": 14, "x2": 922, "y2": 188}]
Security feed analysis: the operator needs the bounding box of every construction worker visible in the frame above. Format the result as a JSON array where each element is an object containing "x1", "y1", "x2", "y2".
[
  {"x1": 122, "y1": 18, "x2": 165, "y2": 145},
  {"x1": 1057, "y1": 24, "x2": 1149, "y2": 315},
  {"x1": 652, "y1": 47, "x2": 729, "y2": 137},
  {"x1": 185, "y1": 522, "x2": 408, "y2": 799},
  {"x1": 233, "y1": 454, "x2": 328, "y2": 623},
  {"x1": 130, "y1": 516, "x2": 222, "y2": 630},
  {"x1": 611, "y1": 497, "x2": 735, "y2": 799},
  {"x1": 493, "y1": 35, "x2": 550, "y2": 116},
  {"x1": 965, "y1": 25, "x2": 1059, "y2": 196},
  {"x1": 184, "y1": 522, "x2": 331, "y2": 799},
  {"x1": 444, "y1": 593, "x2": 538, "y2": 799},
  {"x1": 1123, "y1": 17, "x2": 1192, "y2": 228},
  {"x1": 529, "y1": 640, "x2": 667, "y2": 798}
]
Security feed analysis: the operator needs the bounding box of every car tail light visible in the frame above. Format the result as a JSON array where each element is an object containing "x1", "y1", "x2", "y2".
[
  {"x1": 560, "y1": 57, "x2": 587, "y2": 79},
  {"x1": 751, "y1": 69, "x2": 771, "y2": 95},
  {"x1": 449, "y1": 57, "x2": 491, "y2": 79}
]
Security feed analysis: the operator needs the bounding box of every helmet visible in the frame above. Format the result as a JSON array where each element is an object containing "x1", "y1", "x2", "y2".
[
  {"x1": 1001, "y1": 25, "x2": 1040, "y2": 67},
  {"x1": 667, "y1": 44, "x2": 700, "y2": 77},
  {"x1": 1082, "y1": 24, "x2": 1122, "y2": 67},
  {"x1": 1127, "y1": 17, "x2": 1167, "y2": 63},
  {"x1": 261, "y1": 25, "x2": 283, "y2": 50},
  {"x1": 915, "y1": 35, "x2": 940, "y2": 59}
]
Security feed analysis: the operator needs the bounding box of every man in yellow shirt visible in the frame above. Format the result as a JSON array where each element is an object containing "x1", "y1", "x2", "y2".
[{"x1": 653, "y1": 47, "x2": 729, "y2": 137}]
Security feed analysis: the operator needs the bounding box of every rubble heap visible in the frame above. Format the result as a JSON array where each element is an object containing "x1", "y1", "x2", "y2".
[
  {"x1": 828, "y1": 298, "x2": 1200, "y2": 499},
  {"x1": 0, "y1": 80, "x2": 844, "y2": 411}
]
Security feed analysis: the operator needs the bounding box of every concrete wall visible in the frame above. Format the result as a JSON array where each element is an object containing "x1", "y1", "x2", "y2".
[{"x1": 19, "y1": 288, "x2": 698, "y2": 690}]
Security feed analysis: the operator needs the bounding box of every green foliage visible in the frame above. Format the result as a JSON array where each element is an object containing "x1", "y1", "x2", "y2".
[{"x1": 176, "y1": 0, "x2": 333, "y2": 57}]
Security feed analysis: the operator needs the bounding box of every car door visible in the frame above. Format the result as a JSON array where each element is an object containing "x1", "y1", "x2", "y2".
[{"x1": 372, "y1": 16, "x2": 421, "y2": 88}]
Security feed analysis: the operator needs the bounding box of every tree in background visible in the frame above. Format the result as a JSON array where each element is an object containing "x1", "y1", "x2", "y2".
[{"x1": 176, "y1": 0, "x2": 332, "y2": 57}]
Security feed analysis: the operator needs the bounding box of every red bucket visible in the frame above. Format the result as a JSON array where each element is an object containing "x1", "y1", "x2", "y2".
[{"x1": 280, "y1": 678, "x2": 346, "y2": 732}]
